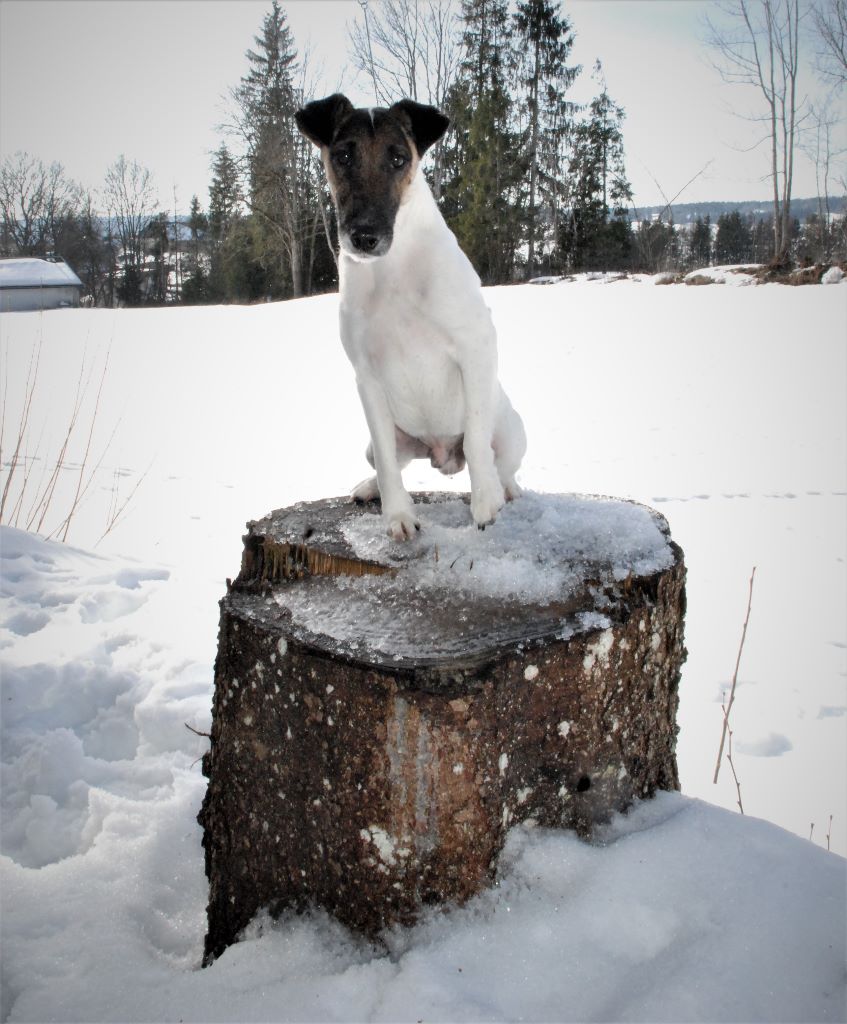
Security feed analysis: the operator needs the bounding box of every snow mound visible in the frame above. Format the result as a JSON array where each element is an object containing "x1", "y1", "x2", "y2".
[
  {"x1": 684, "y1": 264, "x2": 759, "y2": 286},
  {"x1": 822, "y1": 265, "x2": 845, "y2": 284},
  {"x1": 0, "y1": 526, "x2": 210, "y2": 870}
]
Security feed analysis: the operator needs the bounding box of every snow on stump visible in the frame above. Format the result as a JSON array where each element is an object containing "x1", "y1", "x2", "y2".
[{"x1": 199, "y1": 492, "x2": 686, "y2": 964}]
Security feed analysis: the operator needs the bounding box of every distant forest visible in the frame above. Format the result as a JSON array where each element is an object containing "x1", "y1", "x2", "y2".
[
  {"x1": 1, "y1": 0, "x2": 845, "y2": 306},
  {"x1": 634, "y1": 197, "x2": 847, "y2": 226}
]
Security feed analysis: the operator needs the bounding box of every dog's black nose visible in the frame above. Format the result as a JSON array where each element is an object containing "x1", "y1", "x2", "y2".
[{"x1": 350, "y1": 229, "x2": 380, "y2": 253}]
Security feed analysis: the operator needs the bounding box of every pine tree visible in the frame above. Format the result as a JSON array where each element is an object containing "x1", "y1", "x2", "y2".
[
  {"x1": 714, "y1": 210, "x2": 753, "y2": 264},
  {"x1": 443, "y1": 0, "x2": 523, "y2": 284},
  {"x1": 180, "y1": 195, "x2": 210, "y2": 304},
  {"x1": 559, "y1": 63, "x2": 633, "y2": 271},
  {"x1": 513, "y1": 0, "x2": 579, "y2": 278},
  {"x1": 690, "y1": 214, "x2": 712, "y2": 268},
  {"x1": 233, "y1": 1, "x2": 324, "y2": 298},
  {"x1": 208, "y1": 144, "x2": 242, "y2": 300}
]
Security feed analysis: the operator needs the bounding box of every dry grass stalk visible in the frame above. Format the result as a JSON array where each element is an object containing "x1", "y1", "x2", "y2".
[
  {"x1": 55, "y1": 348, "x2": 115, "y2": 542},
  {"x1": 26, "y1": 355, "x2": 90, "y2": 534},
  {"x1": 713, "y1": 567, "x2": 757, "y2": 795},
  {"x1": 98, "y1": 460, "x2": 152, "y2": 545},
  {"x1": 0, "y1": 337, "x2": 42, "y2": 523},
  {"x1": 0, "y1": 339, "x2": 139, "y2": 544}
]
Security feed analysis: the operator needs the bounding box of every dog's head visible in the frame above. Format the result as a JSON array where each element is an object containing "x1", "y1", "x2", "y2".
[{"x1": 296, "y1": 94, "x2": 449, "y2": 261}]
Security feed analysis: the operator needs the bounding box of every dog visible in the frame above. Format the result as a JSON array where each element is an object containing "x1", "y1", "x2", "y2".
[{"x1": 296, "y1": 94, "x2": 526, "y2": 541}]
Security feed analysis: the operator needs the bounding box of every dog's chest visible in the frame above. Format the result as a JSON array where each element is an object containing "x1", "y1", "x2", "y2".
[{"x1": 345, "y1": 291, "x2": 465, "y2": 439}]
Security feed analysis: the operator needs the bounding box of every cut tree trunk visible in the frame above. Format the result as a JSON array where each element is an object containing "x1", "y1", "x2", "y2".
[{"x1": 199, "y1": 492, "x2": 686, "y2": 964}]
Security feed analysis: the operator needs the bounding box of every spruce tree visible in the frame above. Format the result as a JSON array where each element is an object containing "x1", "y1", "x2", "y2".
[
  {"x1": 513, "y1": 0, "x2": 579, "y2": 278},
  {"x1": 690, "y1": 214, "x2": 712, "y2": 268},
  {"x1": 443, "y1": 0, "x2": 523, "y2": 284},
  {"x1": 714, "y1": 210, "x2": 753, "y2": 264},
  {"x1": 559, "y1": 63, "x2": 633, "y2": 271},
  {"x1": 234, "y1": 1, "x2": 323, "y2": 298},
  {"x1": 208, "y1": 144, "x2": 242, "y2": 300}
]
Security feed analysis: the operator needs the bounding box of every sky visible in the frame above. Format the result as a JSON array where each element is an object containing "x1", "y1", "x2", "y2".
[{"x1": 0, "y1": 0, "x2": 841, "y2": 215}]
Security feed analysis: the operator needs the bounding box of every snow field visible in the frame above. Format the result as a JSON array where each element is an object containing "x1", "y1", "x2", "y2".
[{"x1": 1, "y1": 276, "x2": 845, "y2": 1021}]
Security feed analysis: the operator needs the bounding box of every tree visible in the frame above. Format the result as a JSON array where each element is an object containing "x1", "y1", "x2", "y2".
[
  {"x1": 207, "y1": 144, "x2": 242, "y2": 300},
  {"x1": 706, "y1": 0, "x2": 804, "y2": 261},
  {"x1": 102, "y1": 155, "x2": 158, "y2": 305},
  {"x1": 714, "y1": 210, "x2": 753, "y2": 263},
  {"x1": 146, "y1": 211, "x2": 171, "y2": 304},
  {"x1": 443, "y1": 0, "x2": 523, "y2": 283},
  {"x1": 230, "y1": 1, "x2": 327, "y2": 298},
  {"x1": 208, "y1": 144, "x2": 241, "y2": 245},
  {"x1": 631, "y1": 219, "x2": 676, "y2": 273},
  {"x1": 690, "y1": 214, "x2": 712, "y2": 267},
  {"x1": 350, "y1": 0, "x2": 461, "y2": 198},
  {"x1": 513, "y1": 0, "x2": 579, "y2": 278},
  {"x1": 0, "y1": 152, "x2": 82, "y2": 257},
  {"x1": 559, "y1": 65, "x2": 633, "y2": 271},
  {"x1": 812, "y1": 0, "x2": 847, "y2": 85}
]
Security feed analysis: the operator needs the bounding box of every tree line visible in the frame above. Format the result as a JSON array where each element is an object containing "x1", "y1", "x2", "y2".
[{"x1": 1, "y1": 0, "x2": 845, "y2": 306}]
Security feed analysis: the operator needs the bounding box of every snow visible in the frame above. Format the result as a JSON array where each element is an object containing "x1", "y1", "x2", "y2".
[
  {"x1": 1, "y1": 278, "x2": 846, "y2": 1021},
  {"x1": 683, "y1": 264, "x2": 760, "y2": 286},
  {"x1": 0, "y1": 257, "x2": 83, "y2": 289}
]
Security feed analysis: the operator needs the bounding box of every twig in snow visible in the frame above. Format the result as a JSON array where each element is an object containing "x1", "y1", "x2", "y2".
[
  {"x1": 97, "y1": 460, "x2": 152, "y2": 545},
  {"x1": 723, "y1": 710, "x2": 744, "y2": 814},
  {"x1": 713, "y1": 567, "x2": 756, "y2": 788}
]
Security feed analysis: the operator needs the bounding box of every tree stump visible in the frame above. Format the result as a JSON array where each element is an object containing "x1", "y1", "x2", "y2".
[{"x1": 199, "y1": 492, "x2": 686, "y2": 964}]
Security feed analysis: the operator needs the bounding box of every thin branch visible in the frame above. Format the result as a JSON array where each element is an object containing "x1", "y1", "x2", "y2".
[{"x1": 714, "y1": 567, "x2": 757, "y2": 785}]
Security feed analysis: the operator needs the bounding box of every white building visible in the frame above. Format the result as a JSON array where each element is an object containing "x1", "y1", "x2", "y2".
[{"x1": 0, "y1": 257, "x2": 84, "y2": 312}]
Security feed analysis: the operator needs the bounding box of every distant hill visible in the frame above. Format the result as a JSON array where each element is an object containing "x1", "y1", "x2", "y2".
[{"x1": 631, "y1": 196, "x2": 845, "y2": 224}]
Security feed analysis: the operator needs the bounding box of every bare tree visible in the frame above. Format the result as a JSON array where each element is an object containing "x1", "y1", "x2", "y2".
[
  {"x1": 350, "y1": 0, "x2": 461, "y2": 197},
  {"x1": 102, "y1": 155, "x2": 158, "y2": 297},
  {"x1": 0, "y1": 152, "x2": 82, "y2": 257},
  {"x1": 351, "y1": 0, "x2": 460, "y2": 105},
  {"x1": 706, "y1": 0, "x2": 804, "y2": 260},
  {"x1": 812, "y1": 0, "x2": 847, "y2": 84}
]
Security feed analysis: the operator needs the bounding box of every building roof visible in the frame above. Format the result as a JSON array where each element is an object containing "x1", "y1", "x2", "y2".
[{"x1": 0, "y1": 258, "x2": 83, "y2": 290}]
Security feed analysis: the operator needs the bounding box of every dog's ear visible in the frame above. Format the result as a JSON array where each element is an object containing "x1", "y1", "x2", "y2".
[
  {"x1": 296, "y1": 94, "x2": 354, "y2": 148},
  {"x1": 390, "y1": 99, "x2": 450, "y2": 156}
]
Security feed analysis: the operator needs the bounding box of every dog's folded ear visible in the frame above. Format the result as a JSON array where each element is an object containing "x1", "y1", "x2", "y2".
[
  {"x1": 390, "y1": 100, "x2": 450, "y2": 156},
  {"x1": 296, "y1": 94, "x2": 354, "y2": 147}
]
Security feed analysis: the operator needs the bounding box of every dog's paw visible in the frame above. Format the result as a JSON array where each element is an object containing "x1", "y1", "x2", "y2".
[
  {"x1": 385, "y1": 508, "x2": 420, "y2": 542},
  {"x1": 503, "y1": 478, "x2": 523, "y2": 502},
  {"x1": 471, "y1": 481, "x2": 505, "y2": 529},
  {"x1": 351, "y1": 475, "x2": 380, "y2": 504}
]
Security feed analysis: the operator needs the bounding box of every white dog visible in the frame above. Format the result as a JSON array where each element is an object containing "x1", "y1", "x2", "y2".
[{"x1": 297, "y1": 94, "x2": 526, "y2": 540}]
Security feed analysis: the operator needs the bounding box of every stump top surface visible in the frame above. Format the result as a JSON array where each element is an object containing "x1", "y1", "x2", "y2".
[{"x1": 231, "y1": 492, "x2": 680, "y2": 674}]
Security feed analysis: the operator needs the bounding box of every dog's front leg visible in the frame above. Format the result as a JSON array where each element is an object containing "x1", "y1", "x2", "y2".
[
  {"x1": 459, "y1": 336, "x2": 506, "y2": 529},
  {"x1": 356, "y1": 376, "x2": 419, "y2": 541}
]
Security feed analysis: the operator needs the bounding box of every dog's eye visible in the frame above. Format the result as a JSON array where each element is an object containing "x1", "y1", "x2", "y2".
[
  {"x1": 390, "y1": 152, "x2": 409, "y2": 170},
  {"x1": 333, "y1": 148, "x2": 352, "y2": 167}
]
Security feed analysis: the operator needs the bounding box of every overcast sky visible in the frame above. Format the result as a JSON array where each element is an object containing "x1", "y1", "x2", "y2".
[{"x1": 0, "y1": 0, "x2": 838, "y2": 213}]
